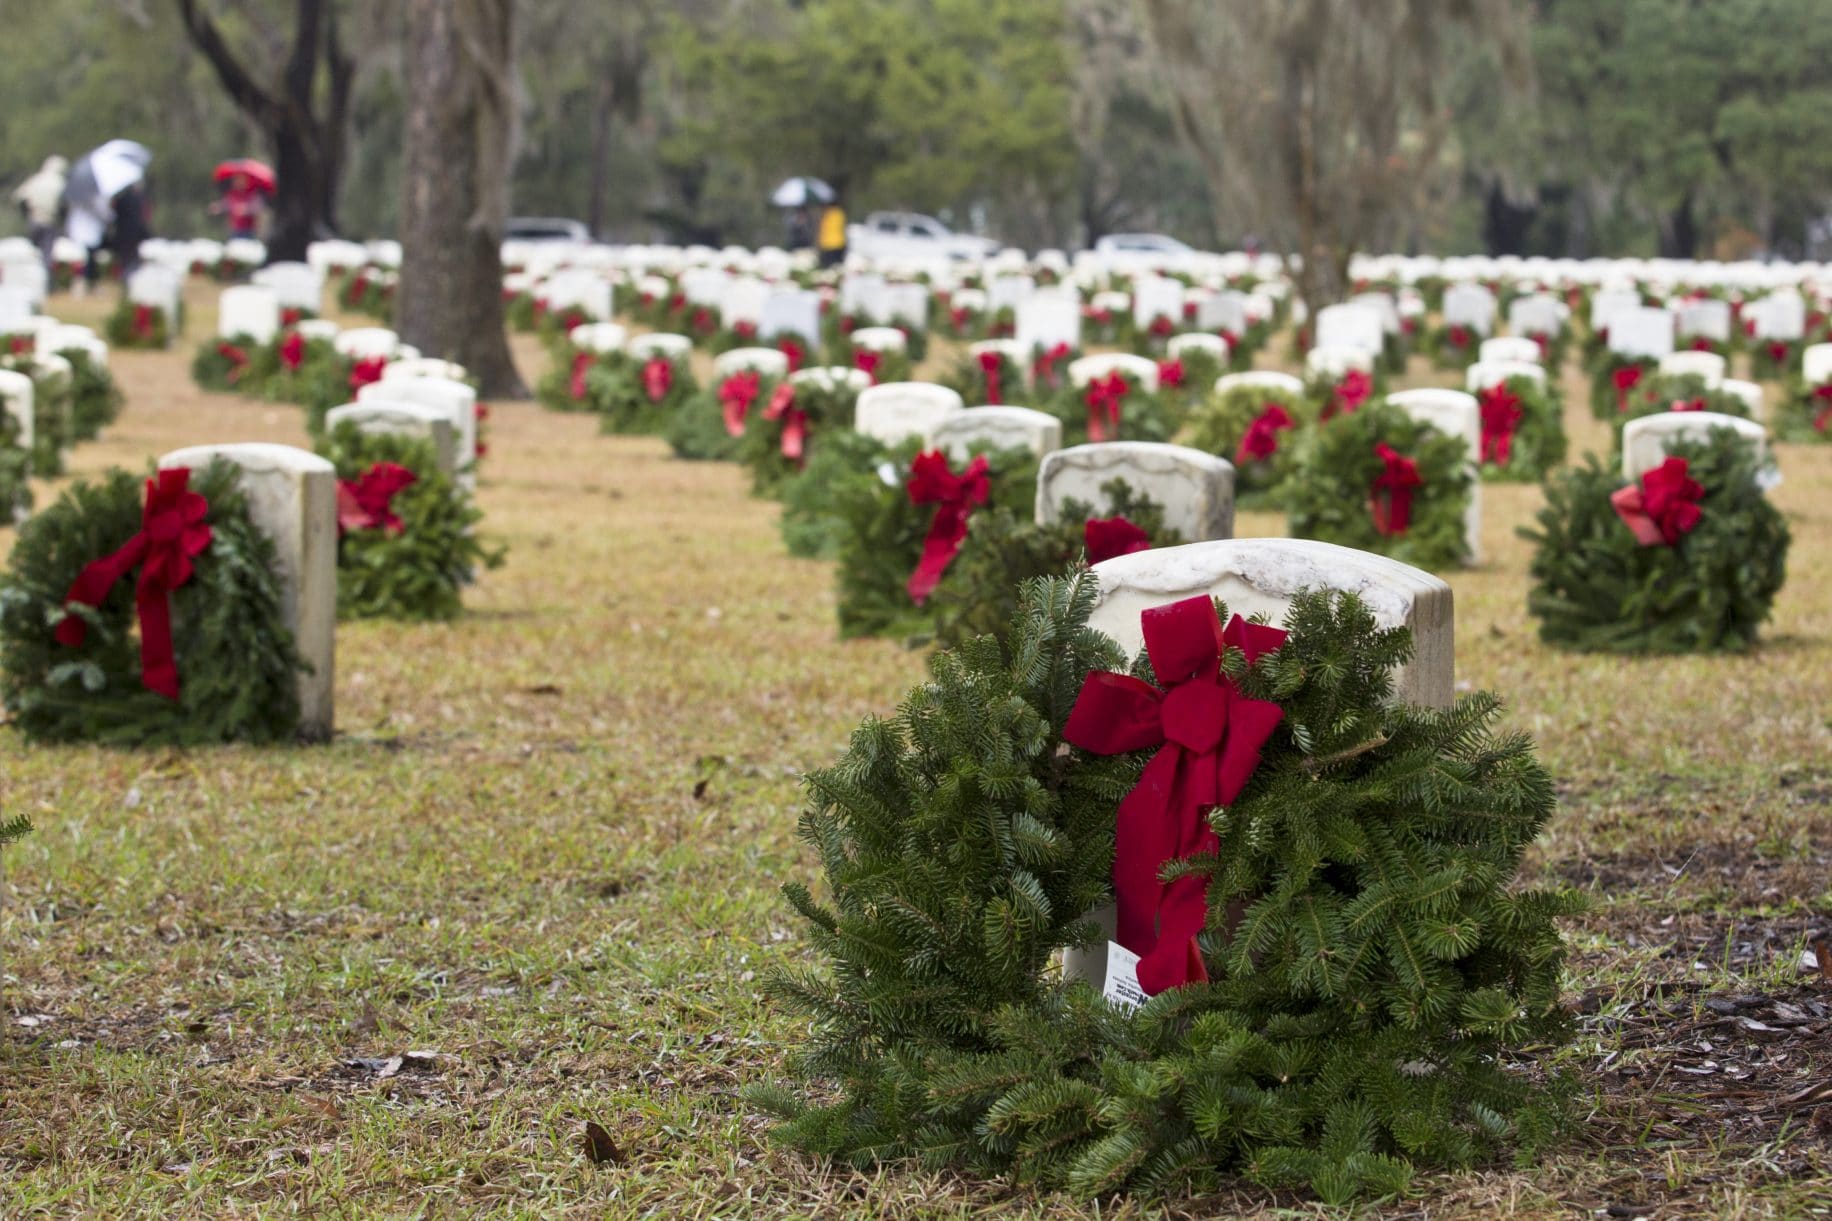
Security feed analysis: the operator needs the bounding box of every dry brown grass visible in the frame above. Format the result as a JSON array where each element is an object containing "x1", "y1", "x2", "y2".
[{"x1": 0, "y1": 281, "x2": 1826, "y2": 1218}]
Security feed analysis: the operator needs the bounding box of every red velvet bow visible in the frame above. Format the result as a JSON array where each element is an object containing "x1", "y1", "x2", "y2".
[
  {"x1": 1085, "y1": 373, "x2": 1129, "y2": 443},
  {"x1": 1478, "y1": 383, "x2": 1524, "y2": 466},
  {"x1": 1612, "y1": 364, "x2": 1643, "y2": 413},
  {"x1": 349, "y1": 356, "x2": 387, "y2": 392},
  {"x1": 1157, "y1": 359, "x2": 1185, "y2": 389},
  {"x1": 719, "y1": 371, "x2": 762, "y2": 437},
  {"x1": 1063, "y1": 596, "x2": 1286, "y2": 995},
  {"x1": 1690, "y1": 337, "x2": 1715, "y2": 352},
  {"x1": 642, "y1": 356, "x2": 674, "y2": 403},
  {"x1": 904, "y1": 451, "x2": 990, "y2": 602},
  {"x1": 1767, "y1": 341, "x2": 1790, "y2": 366},
  {"x1": 1084, "y1": 515, "x2": 1152, "y2": 564},
  {"x1": 777, "y1": 339, "x2": 806, "y2": 373},
  {"x1": 7, "y1": 335, "x2": 31, "y2": 355},
  {"x1": 1369, "y1": 442, "x2": 1422, "y2": 537},
  {"x1": 1149, "y1": 315, "x2": 1174, "y2": 338},
  {"x1": 1670, "y1": 398, "x2": 1707, "y2": 413},
  {"x1": 1234, "y1": 403, "x2": 1295, "y2": 466},
  {"x1": 764, "y1": 382, "x2": 807, "y2": 463},
  {"x1": 691, "y1": 307, "x2": 715, "y2": 335},
  {"x1": 1447, "y1": 325, "x2": 1470, "y2": 349},
  {"x1": 1329, "y1": 369, "x2": 1372, "y2": 419},
  {"x1": 282, "y1": 306, "x2": 304, "y2": 325},
  {"x1": 132, "y1": 304, "x2": 156, "y2": 340},
  {"x1": 733, "y1": 320, "x2": 757, "y2": 339},
  {"x1": 569, "y1": 350, "x2": 596, "y2": 400},
  {"x1": 217, "y1": 342, "x2": 249, "y2": 384},
  {"x1": 950, "y1": 306, "x2": 971, "y2": 330},
  {"x1": 1531, "y1": 332, "x2": 1550, "y2": 359},
  {"x1": 1033, "y1": 342, "x2": 1071, "y2": 387},
  {"x1": 854, "y1": 349, "x2": 882, "y2": 384},
  {"x1": 977, "y1": 350, "x2": 1004, "y2": 404},
  {"x1": 279, "y1": 330, "x2": 305, "y2": 372},
  {"x1": 1611, "y1": 457, "x2": 1703, "y2": 546},
  {"x1": 336, "y1": 461, "x2": 417, "y2": 537},
  {"x1": 55, "y1": 467, "x2": 213, "y2": 701}
]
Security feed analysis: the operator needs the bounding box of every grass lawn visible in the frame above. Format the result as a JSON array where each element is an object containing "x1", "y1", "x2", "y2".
[{"x1": 2, "y1": 283, "x2": 1828, "y2": 1217}]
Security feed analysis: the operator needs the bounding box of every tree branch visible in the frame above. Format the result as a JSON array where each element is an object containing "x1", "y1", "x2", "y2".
[{"x1": 174, "y1": 0, "x2": 285, "y2": 128}]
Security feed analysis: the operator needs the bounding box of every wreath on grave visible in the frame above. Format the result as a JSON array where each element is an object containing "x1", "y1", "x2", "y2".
[
  {"x1": 0, "y1": 461, "x2": 305, "y2": 745},
  {"x1": 1470, "y1": 375, "x2": 1568, "y2": 483},
  {"x1": 941, "y1": 349, "x2": 1026, "y2": 408},
  {"x1": 1303, "y1": 367, "x2": 1381, "y2": 422},
  {"x1": 1522, "y1": 430, "x2": 1789, "y2": 654},
  {"x1": 940, "y1": 299, "x2": 984, "y2": 340},
  {"x1": 586, "y1": 353, "x2": 698, "y2": 435},
  {"x1": 340, "y1": 270, "x2": 394, "y2": 320},
  {"x1": 1420, "y1": 321, "x2": 1481, "y2": 369},
  {"x1": 1518, "y1": 326, "x2": 1570, "y2": 371},
  {"x1": 1182, "y1": 386, "x2": 1310, "y2": 508},
  {"x1": 505, "y1": 290, "x2": 539, "y2": 333},
  {"x1": 1080, "y1": 304, "x2": 1129, "y2": 347},
  {"x1": 53, "y1": 347, "x2": 125, "y2": 441},
  {"x1": 103, "y1": 299, "x2": 179, "y2": 349},
  {"x1": 1747, "y1": 337, "x2": 1798, "y2": 383},
  {"x1": 1605, "y1": 373, "x2": 1752, "y2": 459},
  {"x1": 1, "y1": 355, "x2": 69, "y2": 477},
  {"x1": 737, "y1": 373, "x2": 862, "y2": 497},
  {"x1": 0, "y1": 405, "x2": 32, "y2": 523},
  {"x1": 1046, "y1": 374, "x2": 1180, "y2": 446},
  {"x1": 925, "y1": 480, "x2": 1182, "y2": 652},
  {"x1": 1158, "y1": 346, "x2": 1224, "y2": 407},
  {"x1": 826, "y1": 441, "x2": 1039, "y2": 640},
  {"x1": 846, "y1": 345, "x2": 915, "y2": 388},
  {"x1": 1285, "y1": 404, "x2": 1473, "y2": 573},
  {"x1": 668, "y1": 366, "x2": 781, "y2": 462},
  {"x1": 1587, "y1": 352, "x2": 1657, "y2": 420},
  {"x1": 192, "y1": 333, "x2": 264, "y2": 392},
  {"x1": 318, "y1": 425, "x2": 503, "y2": 622},
  {"x1": 751, "y1": 574, "x2": 1576, "y2": 1204},
  {"x1": 1775, "y1": 376, "x2": 1832, "y2": 444},
  {"x1": 1673, "y1": 329, "x2": 1727, "y2": 358}
]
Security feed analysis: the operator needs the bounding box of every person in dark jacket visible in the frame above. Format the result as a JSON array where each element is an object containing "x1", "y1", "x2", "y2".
[{"x1": 106, "y1": 183, "x2": 150, "y2": 281}]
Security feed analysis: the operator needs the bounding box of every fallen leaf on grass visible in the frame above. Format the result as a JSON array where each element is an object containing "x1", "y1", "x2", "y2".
[{"x1": 581, "y1": 1120, "x2": 622, "y2": 1166}]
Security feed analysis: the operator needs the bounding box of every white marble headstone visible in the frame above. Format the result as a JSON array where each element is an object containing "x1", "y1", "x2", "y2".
[
  {"x1": 157, "y1": 443, "x2": 336, "y2": 741},
  {"x1": 1215, "y1": 371, "x2": 1304, "y2": 397},
  {"x1": 853, "y1": 382, "x2": 964, "y2": 447},
  {"x1": 218, "y1": 285, "x2": 281, "y2": 344},
  {"x1": 760, "y1": 290, "x2": 822, "y2": 350},
  {"x1": 1478, "y1": 336, "x2": 1540, "y2": 365},
  {"x1": 357, "y1": 378, "x2": 479, "y2": 491},
  {"x1": 1068, "y1": 352, "x2": 1161, "y2": 394},
  {"x1": 931, "y1": 406, "x2": 1062, "y2": 462},
  {"x1": 324, "y1": 401, "x2": 458, "y2": 477},
  {"x1": 1385, "y1": 388, "x2": 1482, "y2": 564},
  {"x1": 0, "y1": 368, "x2": 35, "y2": 451},
  {"x1": 1608, "y1": 307, "x2": 1675, "y2": 360},
  {"x1": 1037, "y1": 442, "x2": 1234, "y2": 541},
  {"x1": 1015, "y1": 294, "x2": 1082, "y2": 355},
  {"x1": 1464, "y1": 360, "x2": 1546, "y2": 391},
  {"x1": 1657, "y1": 350, "x2": 1726, "y2": 387},
  {"x1": 713, "y1": 347, "x2": 789, "y2": 379},
  {"x1": 1621, "y1": 411, "x2": 1768, "y2": 484}
]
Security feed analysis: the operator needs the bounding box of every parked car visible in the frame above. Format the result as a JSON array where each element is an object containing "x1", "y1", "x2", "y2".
[
  {"x1": 847, "y1": 211, "x2": 1000, "y2": 262},
  {"x1": 505, "y1": 217, "x2": 591, "y2": 243},
  {"x1": 1093, "y1": 233, "x2": 1195, "y2": 257}
]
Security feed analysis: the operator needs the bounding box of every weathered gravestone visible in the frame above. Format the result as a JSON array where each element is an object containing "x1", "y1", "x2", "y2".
[
  {"x1": 931, "y1": 406, "x2": 1062, "y2": 463},
  {"x1": 218, "y1": 285, "x2": 281, "y2": 344},
  {"x1": 325, "y1": 401, "x2": 458, "y2": 478},
  {"x1": 853, "y1": 382, "x2": 963, "y2": 447},
  {"x1": 356, "y1": 378, "x2": 478, "y2": 490},
  {"x1": 1037, "y1": 442, "x2": 1234, "y2": 541},
  {"x1": 157, "y1": 443, "x2": 336, "y2": 740},
  {"x1": 1059, "y1": 537, "x2": 1455, "y2": 988},
  {"x1": 714, "y1": 347, "x2": 790, "y2": 379},
  {"x1": 1621, "y1": 412, "x2": 1769, "y2": 484}
]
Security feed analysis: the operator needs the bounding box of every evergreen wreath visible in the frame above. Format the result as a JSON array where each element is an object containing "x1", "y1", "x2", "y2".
[
  {"x1": 1747, "y1": 336, "x2": 1798, "y2": 383},
  {"x1": 319, "y1": 425, "x2": 503, "y2": 622},
  {"x1": 777, "y1": 430, "x2": 904, "y2": 560},
  {"x1": 1182, "y1": 385, "x2": 1309, "y2": 507},
  {"x1": 1286, "y1": 403, "x2": 1474, "y2": 572},
  {"x1": 737, "y1": 372, "x2": 863, "y2": 497},
  {"x1": 1045, "y1": 375, "x2": 1180, "y2": 446},
  {"x1": 0, "y1": 405, "x2": 32, "y2": 523},
  {"x1": 1157, "y1": 346, "x2": 1225, "y2": 406},
  {"x1": 828, "y1": 441, "x2": 1038, "y2": 640},
  {"x1": 940, "y1": 349, "x2": 1026, "y2": 409},
  {"x1": 0, "y1": 461, "x2": 305, "y2": 745},
  {"x1": 1587, "y1": 353, "x2": 1656, "y2": 420},
  {"x1": 191, "y1": 333, "x2": 263, "y2": 392},
  {"x1": 668, "y1": 367, "x2": 781, "y2": 462},
  {"x1": 592, "y1": 354, "x2": 698, "y2": 435},
  {"x1": 1, "y1": 356, "x2": 69, "y2": 477},
  {"x1": 55, "y1": 346, "x2": 125, "y2": 441},
  {"x1": 1470, "y1": 375, "x2": 1568, "y2": 483},
  {"x1": 103, "y1": 299, "x2": 178, "y2": 349},
  {"x1": 925, "y1": 481, "x2": 1182, "y2": 652},
  {"x1": 751, "y1": 575, "x2": 1576, "y2": 1204},
  {"x1": 1776, "y1": 376, "x2": 1832, "y2": 443},
  {"x1": 1420, "y1": 321, "x2": 1480, "y2": 370},
  {"x1": 845, "y1": 345, "x2": 915, "y2": 388},
  {"x1": 1521, "y1": 430, "x2": 1789, "y2": 654}
]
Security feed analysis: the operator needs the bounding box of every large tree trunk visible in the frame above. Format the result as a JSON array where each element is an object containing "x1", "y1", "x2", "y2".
[{"x1": 395, "y1": 0, "x2": 523, "y2": 398}]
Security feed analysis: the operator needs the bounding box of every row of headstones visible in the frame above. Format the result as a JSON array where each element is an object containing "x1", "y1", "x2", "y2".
[
  {"x1": 0, "y1": 318, "x2": 116, "y2": 521},
  {"x1": 1593, "y1": 288, "x2": 1810, "y2": 352}
]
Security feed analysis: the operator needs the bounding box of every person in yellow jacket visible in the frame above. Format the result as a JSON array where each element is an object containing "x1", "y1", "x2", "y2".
[{"x1": 817, "y1": 202, "x2": 847, "y2": 268}]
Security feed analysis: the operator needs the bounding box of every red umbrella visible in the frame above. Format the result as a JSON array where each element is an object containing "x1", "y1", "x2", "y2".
[{"x1": 213, "y1": 159, "x2": 276, "y2": 194}]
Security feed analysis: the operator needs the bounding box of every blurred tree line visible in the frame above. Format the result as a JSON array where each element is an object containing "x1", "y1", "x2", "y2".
[{"x1": 2, "y1": 0, "x2": 1828, "y2": 258}]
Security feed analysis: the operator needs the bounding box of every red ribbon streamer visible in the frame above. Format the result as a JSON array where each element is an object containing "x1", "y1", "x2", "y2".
[
  {"x1": 777, "y1": 339, "x2": 806, "y2": 373},
  {"x1": 336, "y1": 462, "x2": 418, "y2": 537},
  {"x1": 1157, "y1": 359, "x2": 1185, "y2": 389},
  {"x1": 854, "y1": 349, "x2": 882, "y2": 384},
  {"x1": 1612, "y1": 364, "x2": 1643, "y2": 413},
  {"x1": 280, "y1": 331, "x2": 305, "y2": 372},
  {"x1": 132, "y1": 304, "x2": 156, "y2": 341},
  {"x1": 1611, "y1": 457, "x2": 1703, "y2": 547},
  {"x1": 569, "y1": 350, "x2": 595, "y2": 401},
  {"x1": 1234, "y1": 403, "x2": 1295, "y2": 466},
  {"x1": 1478, "y1": 383, "x2": 1523, "y2": 466},
  {"x1": 642, "y1": 356, "x2": 674, "y2": 403},
  {"x1": 719, "y1": 372, "x2": 762, "y2": 437},
  {"x1": 1084, "y1": 515, "x2": 1152, "y2": 564},
  {"x1": 217, "y1": 342, "x2": 249, "y2": 384},
  {"x1": 977, "y1": 350, "x2": 1004, "y2": 404},
  {"x1": 349, "y1": 356, "x2": 387, "y2": 392},
  {"x1": 764, "y1": 382, "x2": 807, "y2": 463},
  {"x1": 1084, "y1": 373, "x2": 1129, "y2": 443},
  {"x1": 1063, "y1": 596, "x2": 1286, "y2": 995},
  {"x1": 1033, "y1": 342, "x2": 1071, "y2": 388},
  {"x1": 54, "y1": 468, "x2": 213, "y2": 701},
  {"x1": 1369, "y1": 442, "x2": 1422, "y2": 537},
  {"x1": 904, "y1": 451, "x2": 990, "y2": 603}
]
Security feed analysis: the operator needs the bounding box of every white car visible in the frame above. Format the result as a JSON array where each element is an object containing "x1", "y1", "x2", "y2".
[
  {"x1": 848, "y1": 211, "x2": 1000, "y2": 262},
  {"x1": 1092, "y1": 232, "x2": 1200, "y2": 274}
]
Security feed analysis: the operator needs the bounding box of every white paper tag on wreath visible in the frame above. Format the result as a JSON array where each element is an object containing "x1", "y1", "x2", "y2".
[{"x1": 1101, "y1": 941, "x2": 1148, "y2": 1011}]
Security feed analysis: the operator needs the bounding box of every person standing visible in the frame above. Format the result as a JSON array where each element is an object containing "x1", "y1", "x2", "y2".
[
  {"x1": 12, "y1": 155, "x2": 68, "y2": 271},
  {"x1": 817, "y1": 200, "x2": 848, "y2": 269},
  {"x1": 210, "y1": 172, "x2": 264, "y2": 239},
  {"x1": 107, "y1": 183, "x2": 150, "y2": 282}
]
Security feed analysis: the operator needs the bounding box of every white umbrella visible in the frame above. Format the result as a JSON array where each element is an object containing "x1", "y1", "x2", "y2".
[
  {"x1": 67, "y1": 140, "x2": 152, "y2": 211},
  {"x1": 770, "y1": 177, "x2": 835, "y2": 208}
]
